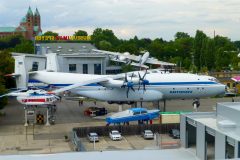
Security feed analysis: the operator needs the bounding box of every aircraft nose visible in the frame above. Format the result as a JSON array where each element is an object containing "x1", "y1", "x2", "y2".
[{"x1": 219, "y1": 84, "x2": 227, "y2": 96}]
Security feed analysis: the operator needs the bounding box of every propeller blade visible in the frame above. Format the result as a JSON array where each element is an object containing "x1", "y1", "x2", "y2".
[
  {"x1": 138, "y1": 81, "x2": 141, "y2": 90},
  {"x1": 138, "y1": 72, "x2": 141, "y2": 90},
  {"x1": 126, "y1": 87, "x2": 129, "y2": 98},
  {"x1": 131, "y1": 72, "x2": 134, "y2": 80},
  {"x1": 143, "y1": 69, "x2": 148, "y2": 79},
  {"x1": 125, "y1": 73, "x2": 128, "y2": 82},
  {"x1": 131, "y1": 87, "x2": 135, "y2": 92}
]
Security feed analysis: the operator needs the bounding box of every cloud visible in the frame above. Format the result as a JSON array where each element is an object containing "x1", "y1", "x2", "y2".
[{"x1": 1, "y1": 0, "x2": 240, "y2": 40}]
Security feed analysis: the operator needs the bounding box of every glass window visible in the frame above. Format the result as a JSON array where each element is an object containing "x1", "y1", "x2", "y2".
[
  {"x1": 32, "y1": 62, "x2": 39, "y2": 71},
  {"x1": 83, "y1": 64, "x2": 88, "y2": 74},
  {"x1": 94, "y1": 64, "x2": 101, "y2": 75},
  {"x1": 69, "y1": 64, "x2": 76, "y2": 72}
]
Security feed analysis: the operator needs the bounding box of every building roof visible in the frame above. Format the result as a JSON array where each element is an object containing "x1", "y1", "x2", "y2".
[
  {"x1": 37, "y1": 43, "x2": 96, "y2": 54},
  {"x1": 20, "y1": 17, "x2": 26, "y2": 23},
  {"x1": 0, "y1": 27, "x2": 16, "y2": 32},
  {"x1": 0, "y1": 149, "x2": 198, "y2": 160},
  {"x1": 183, "y1": 102, "x2": 240, "y2": 141},
  {"x1": 34, "y1": 8, "x2": 40, "y2": 16},
  {"x1": 27, "y1": 6, "x2": 33, "y2": 16}
]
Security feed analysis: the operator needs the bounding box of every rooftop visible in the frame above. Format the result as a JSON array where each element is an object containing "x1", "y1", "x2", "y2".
[
  {"x1": 37, "y1": 43, "x2": 96, "y2": 54},
  {"x1": 0, "y1": 149, "x2": 198, "y2": 160},
  {"x1": 184, "y1": 102, "x2": 240, "y2": 141},
  {"x1": 0, "y1": 27, "x2": 16, "y2": 32}
]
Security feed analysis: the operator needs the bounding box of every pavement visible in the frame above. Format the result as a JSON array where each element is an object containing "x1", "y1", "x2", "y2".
[{"x1": 0, "y1": 96, "x2": 237, "y2": 155}]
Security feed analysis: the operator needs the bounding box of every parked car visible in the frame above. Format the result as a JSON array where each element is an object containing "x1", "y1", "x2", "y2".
[
  {"x1": 87, "y1": 132, "x2": 99, "y2": 142},
  {"x1": 84, "y1": 107, "x2": 107, "y2": 117},
  {"x1": 169, "y1": 129, "x2": 180, "y2": 139},
  {"x1": 109, "y1": 130, "x2": 122, "y2": 141},
  {"x1": 142, "y1": 130, "x2": 154, "y2": 139}
]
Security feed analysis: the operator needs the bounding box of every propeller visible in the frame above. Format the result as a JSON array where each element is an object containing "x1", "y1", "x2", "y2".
[
  {"x1": 138, "y1": 69, "x2": 149, "y2": 91},
  {"x1": 121, "y1": 73, "x2": 135, "y2": 98}
]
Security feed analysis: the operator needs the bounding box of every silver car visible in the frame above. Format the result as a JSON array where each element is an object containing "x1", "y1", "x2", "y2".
[
  {"x1": 87, "y1": 132, "x2": 99, "y2": 142},
  {"x1": 142, "y1": 130, "x2": 154, "y2": 139}
]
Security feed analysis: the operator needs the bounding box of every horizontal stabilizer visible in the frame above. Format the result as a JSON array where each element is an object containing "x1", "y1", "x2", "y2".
[{"x1": 4, "y1": 73, "x2": 21, "y2": 77}]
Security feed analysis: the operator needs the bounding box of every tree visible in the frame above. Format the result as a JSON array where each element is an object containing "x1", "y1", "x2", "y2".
[
  {"x1": 98, "y1": 40, "x2": 112, "y2": 50},
  {"x1": 174, "y1": 32, "x2": 190, "y2": 40},
  {"x1": 74, "y1": 30, "x2": 88, "y2": 36},
  {"x1": 0, "y1": 35, "x2": 22, "y2": 50},
  {"x1": 0, "y1": 77, "x2": 7, "y2": 110},
  {"x1": 117, "y1": 42, "x2": 138, "y2": 54},
  {"x1": 193, "y1": 30, "x2": 208, "y2": 70},
  {"x1": 10, "y1": 40, "x2": 34, "y2": 54},
  {"x1": 43, "y1": 31, "x2": 59, "y2": 37},
  {"x1": 92, "y1": 28, "x2": 119, "y2": 49},
  {"x1": 0, "y1": 50, "x2": 15, "y2": 89}
]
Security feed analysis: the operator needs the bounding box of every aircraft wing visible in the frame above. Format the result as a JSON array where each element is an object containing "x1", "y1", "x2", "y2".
[
  {"x1": 92, "y1": 49, "x2": 121, "y2": 56},
  {"x1": 51, "y1": 74, "x2": 125, "y2": 94},
  {"x1": 125, "y1": 54, "x2": 141, "y2": 61},
  {"x1": 130, "y1": 62, "x2": 149, "y2": 69},
  {"x1": 93, "y1": 49, "x2": 141, "y2": 62},
  {"x1": 145, "y1": 58, "x2": 176, "y2": 66}
]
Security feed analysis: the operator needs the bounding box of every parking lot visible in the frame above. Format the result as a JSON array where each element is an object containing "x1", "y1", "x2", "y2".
[{"x1": 81, "y1": 134, "x2": 180, "y2": 151}]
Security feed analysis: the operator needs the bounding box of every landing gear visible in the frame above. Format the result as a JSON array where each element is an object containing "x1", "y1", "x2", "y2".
[{"x1": 192, "y1": 99, "x2": 200, "y2": 112}]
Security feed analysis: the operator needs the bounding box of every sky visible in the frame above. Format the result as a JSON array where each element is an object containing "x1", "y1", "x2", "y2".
[{"x1": 0, "y1": 0, "x2": 240, "y2": 41}]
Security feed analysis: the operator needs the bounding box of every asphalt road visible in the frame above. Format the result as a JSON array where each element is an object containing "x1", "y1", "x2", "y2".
[{"x1": 0, "y1": 96, "x2": 237, "y2": 125}]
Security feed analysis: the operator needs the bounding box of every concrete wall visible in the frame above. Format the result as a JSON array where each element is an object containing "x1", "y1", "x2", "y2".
[
  {"x1": 180, "y1": 115, "x2": 186, "y2": 148},
  {"x1": 25, "y1": 57, "x2": 46, "y2": 72},
  {"x1": 196, "y1": 122, "x2": 206, "y2": 160},
  {"x1": 58, "y1": 56, "x2": 106, "y2": 74},
  {"x1": 217, "y1": 103, "x2": 240, "y2": 125}
]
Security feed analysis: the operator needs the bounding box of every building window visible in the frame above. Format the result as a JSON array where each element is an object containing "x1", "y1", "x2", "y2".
[
  {"x1": 94, "y1": 64, "x2": 101, "y2": 75},
  {"x1": 69, "y1": 64, "x2": 76, "y2": 72},
  {"x1": 83, "y1": 64, "x2": 88, "y2": 74},
  {"x1": 32, "y1": 62, "x2": 39, "y2": 71}
]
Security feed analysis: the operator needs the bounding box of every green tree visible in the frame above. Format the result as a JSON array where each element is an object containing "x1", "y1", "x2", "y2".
[
  {"x1": 0, "y1": 50, "x2": 15, "y2": 89},
  {"x1": 0, "y1": 77, "x2": 7, "y2": 110},
  {"x1": 117, "y1": 42, "x2": 138, "y2": 54},
  {"x1": 43, "y1": 31, "x2": 59, "y2": 37},
  {"x1": 74, "y1": 30, "x2": 88, "y2": 36},
  {"x1": 193, "y1": 30, "x2": 208, "y2": 70},
  {"x1": 121, "y1": 64, "x2": 134, "y2": 72},
  {"x1": 174, "y1": 32, "x2": 190, "y2": 40},
  {"x1": 10, "y1": 40, "x2": 34, "y2": 54},
  {"x1": 92, "y1": 28, "x2": 119, "y2": 49},
  {"x1": 98, "y1": 40, "x2": 112, "y2": 50}
]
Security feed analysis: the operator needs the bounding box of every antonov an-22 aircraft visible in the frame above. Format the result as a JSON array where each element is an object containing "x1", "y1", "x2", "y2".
[{"x1": 12, "y1": 55, "x2": 226, "y2": 109}]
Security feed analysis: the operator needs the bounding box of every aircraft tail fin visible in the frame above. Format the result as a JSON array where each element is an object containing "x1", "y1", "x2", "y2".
[
  {"x1": 46, "y1": 53, "x2": 59, "y2": 72},
  {"x1": 13, "y1": 55, "x2": 28, "y2": 89}
]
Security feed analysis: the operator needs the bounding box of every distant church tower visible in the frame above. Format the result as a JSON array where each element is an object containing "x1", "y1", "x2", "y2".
[
  {"x1": 26, "y1": 6, "x2": 34, "y2": 40},
  {"x1": 0, "y1": 6, "x2": 42, "y2": 39},
  {"x1": 34, "y1": 8, "x2": 41, "y2": 29},
  {"x1": 15, "y1": 6, "x2": 42, "y2": 40}
]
